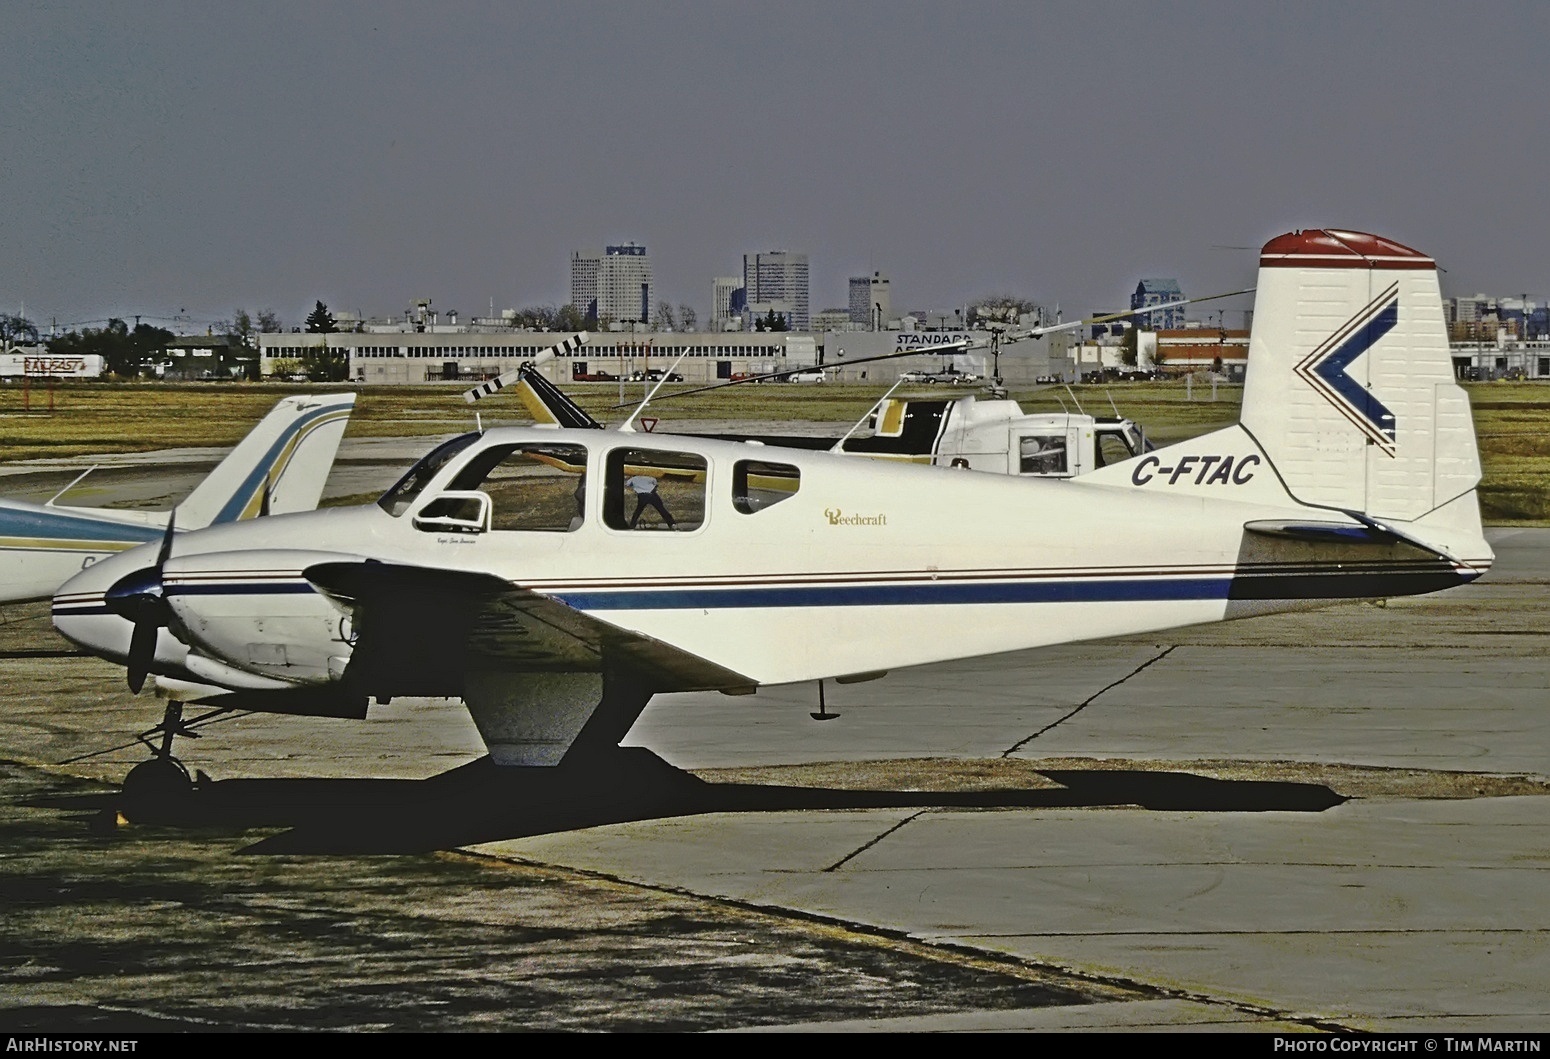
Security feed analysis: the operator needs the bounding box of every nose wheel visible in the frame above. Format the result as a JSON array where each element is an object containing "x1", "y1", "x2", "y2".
[{"x1": 122, "y1": 700, "x2": 224, "y2": 800}]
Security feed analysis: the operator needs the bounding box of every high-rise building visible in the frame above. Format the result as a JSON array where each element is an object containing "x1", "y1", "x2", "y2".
[
  {"x1": 1131, "y1": 278, "x2": 1185, "y2": 330},
  {"x1": 849, "y1": 272, "x2": 891, "y2": 329},
  {"x1": 743, "y1": 251, "x2": 809, "y2": 330},
  {"x1": 570, "y1": 244, "x2": 653, "y2": 323},
  {"x1": 712, "y1": 276, "x2": 744, "y2": 331}
]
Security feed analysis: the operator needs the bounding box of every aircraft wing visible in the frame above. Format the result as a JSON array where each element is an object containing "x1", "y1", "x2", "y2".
[{"x1": 303, "y1": 560, "x2": 755, "y2": 694}]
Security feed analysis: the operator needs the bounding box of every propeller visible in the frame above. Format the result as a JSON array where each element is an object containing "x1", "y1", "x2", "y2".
[{"x1": 103, "y1": 514, "x2": 177, "y2": 693}]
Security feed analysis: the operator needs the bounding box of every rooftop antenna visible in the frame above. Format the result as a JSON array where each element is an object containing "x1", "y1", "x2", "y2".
[
  {"x1": 830, "y1": 378, "x2": 906, "y2": 453},
  {"x1": 1063, "y1": 382, "x2": 1086, "y2": 415},
  {"x1": 618, "y1": 348, "x2": 692, "y2": 432}
]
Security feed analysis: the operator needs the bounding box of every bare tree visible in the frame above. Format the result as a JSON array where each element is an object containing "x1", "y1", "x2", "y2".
[
  {"x1": 651, "y1": 300, "x2": 677, "y2": 331},
  {"x1": 0, "y1": 313, "x2": 40, "y2": 346},
  {"x1": 677, "y1": 304, "x2": 697, "y2": 332}
]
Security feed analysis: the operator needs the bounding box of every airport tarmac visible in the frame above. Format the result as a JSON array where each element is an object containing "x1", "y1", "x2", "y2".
[{"x1": 0, "y1": 444, "x2": 1546, "y2": 1033}]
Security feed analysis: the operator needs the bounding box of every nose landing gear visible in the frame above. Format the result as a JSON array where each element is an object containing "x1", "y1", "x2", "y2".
[{"x1": 121, "y1": 700, "x2": 226, "y2": 801}]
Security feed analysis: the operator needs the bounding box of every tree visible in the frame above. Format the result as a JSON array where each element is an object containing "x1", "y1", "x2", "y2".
[
  {"x1": 47, "y1": 318, "x2": 173, "y2": 377},
  {"x1": 678, "y1": 304, "x2": 697, "y2": 332},
  {"x1": 217, "y1": 309, "x2": 256, "y2": 348},
  {"x1": 970, "y1": 295, "x2": 1045, "y2": 327},
  {"x1": 300, "y1": 343, "x2": 349, "y2": 382},
  {"x1": 257, "y1": 308, "x2": 283, "y2": 333},
  {"x1": 304, "y1": 301, "x2": 336, "y2": 334},
  {"x1": 0, "y1": 313, "x2": 40, "y2": 346},
  {"x1": 651, "y1": 300, "x2": 677, "y2": 331},
  {"x1": 1119, "y1": 326, "x2": 1139, "y2": 367},
  {"x1": 756, "y1": 308, "x2": 788, "y2": 332},
  {"x1": 554, "y1": 304, "x2": 589, "y2": 333}
]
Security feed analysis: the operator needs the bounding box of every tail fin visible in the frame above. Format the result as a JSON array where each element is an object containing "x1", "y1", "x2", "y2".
[
  {"x1": 1240, "y1": 230, "x2": 1481, "y2": 528},
  {"x1": 174, "y1": 393, "x2": 356, "y2": 529}
]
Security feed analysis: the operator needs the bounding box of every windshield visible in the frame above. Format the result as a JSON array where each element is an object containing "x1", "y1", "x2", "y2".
[{"x1": 377, "y1": 433, "x2": 481, "y2": 516}]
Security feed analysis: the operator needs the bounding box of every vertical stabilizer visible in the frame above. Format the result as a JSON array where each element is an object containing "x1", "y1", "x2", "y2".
[
  {"x1": 174, "y1": 393, "x2": 356, "y2": 528},
  {"x1": 1240, "y1": 230, "x2": 1480, "y2": 524}
]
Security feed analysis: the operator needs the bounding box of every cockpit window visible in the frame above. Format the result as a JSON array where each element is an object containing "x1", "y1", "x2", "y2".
[
  {"x1": 378, "y1": 433, "x2": 481, "y2": 516},
  {"x1": 448, "y1": 443, "x2": 588, "y2": 532}
]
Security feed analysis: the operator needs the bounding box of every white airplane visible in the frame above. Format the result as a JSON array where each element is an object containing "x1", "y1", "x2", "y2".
[
  {"x1": 53, "y1": 230, "x2": 1491, "y2": 795},
  {"x1": 0, "y1": 392, "x2": 355, "y2": 605}
]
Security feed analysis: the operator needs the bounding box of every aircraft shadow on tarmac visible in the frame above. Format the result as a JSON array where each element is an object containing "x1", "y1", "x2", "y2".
[{"x1": 41, "y1": 749, "x2": 1347, "y2": 855}]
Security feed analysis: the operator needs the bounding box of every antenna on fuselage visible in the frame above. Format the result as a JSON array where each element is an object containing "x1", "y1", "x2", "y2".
[
  {"x1": 618, "y1": 348, "x2": 692, "y2": 433},
  {"x1": 45, "y1": 465, "x2": 99, "y2": 507},
  {"x1": 1063, "y1": 383, "x2": 1085, "y2": 415}
]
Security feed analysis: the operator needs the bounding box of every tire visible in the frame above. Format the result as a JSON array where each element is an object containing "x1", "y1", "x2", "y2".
[{"x1": 122, "y1": 757, "x2": 192, "y2": 800}]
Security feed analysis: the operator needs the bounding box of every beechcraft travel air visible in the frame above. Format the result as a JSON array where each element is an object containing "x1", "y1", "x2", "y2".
[
  {"x1": 0, "y1": 392, "x2": 355, "y2": 604},
  {"x1": 53, "y1": 230, "x2": 1491, "y2": 794}
]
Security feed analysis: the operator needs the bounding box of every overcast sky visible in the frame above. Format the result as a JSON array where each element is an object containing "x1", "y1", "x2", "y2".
[{"x1": 3, "y1": 0, "x2": 1546, "y2": 333}]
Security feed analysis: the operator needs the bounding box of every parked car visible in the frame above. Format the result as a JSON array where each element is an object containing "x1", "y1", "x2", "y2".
[
  {"x1": 573, "y1": 370, "x2": 617, "y2": 382},
  {"x1": 785, "y1": 369, "x2": 827, "y2": 383},
  {"x1": 900, "y1": 368, "x2": 980, "y2": 385},
  {"x1": 936, "y1": 369, "x2": 980, "y2": 385},
  {"x1": 628, "y1": 369, "x2": 685, "y2": 382}
]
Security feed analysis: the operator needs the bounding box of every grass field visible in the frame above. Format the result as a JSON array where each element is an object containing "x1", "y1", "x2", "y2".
[{"x1": 0, "y1": 377, "x2": 1545, "y2": 523}]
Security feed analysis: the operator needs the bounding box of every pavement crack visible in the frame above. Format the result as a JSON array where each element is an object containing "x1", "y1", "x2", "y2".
[
  {"x1": 823, "y1": 811, "x2": 926, "y2": 873},
  {"x1": 1002, "y1": 645, "x2": 1177, "y2": 757}
]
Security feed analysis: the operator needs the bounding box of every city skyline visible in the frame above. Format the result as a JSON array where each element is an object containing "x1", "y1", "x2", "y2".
[{"x1": 3, "y1": 2, "x2": 1547, "y2": 333}]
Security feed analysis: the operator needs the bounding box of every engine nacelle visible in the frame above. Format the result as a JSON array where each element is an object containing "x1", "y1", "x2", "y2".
[{"x1": 162, "y1": 549, "x2": 364, "y2": 687}]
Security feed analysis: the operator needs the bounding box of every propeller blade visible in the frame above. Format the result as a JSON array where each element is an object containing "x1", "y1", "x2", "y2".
[
  {"x1": 156, "y1": 511, "x2": 176, "y2": 565},
  {"x1": 126, "y1": 618, "x2": 158, "y2": 694},
  {"x1": 107, "y1": 513, "x2": 179, "y2": 694}
]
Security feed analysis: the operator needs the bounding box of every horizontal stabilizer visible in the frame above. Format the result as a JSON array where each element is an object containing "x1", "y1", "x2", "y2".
[
  {"x1": 1245, "y1": 511, "x2": 1460, "y2": 562},
  {"x1": 1244, "y1": 520, "x2": 1396, "y2": 545}
]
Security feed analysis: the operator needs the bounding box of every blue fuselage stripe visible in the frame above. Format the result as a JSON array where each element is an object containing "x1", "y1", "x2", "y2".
[
  {"x1": 55, "y1": 566, "x2": 1476, "y2": 619},
  {"x1": 551, "y1": 578, "x2": 1235, "y2": 610},
  {"x1": 0, "y1": 505, "x2": 165, "y2": 546}
]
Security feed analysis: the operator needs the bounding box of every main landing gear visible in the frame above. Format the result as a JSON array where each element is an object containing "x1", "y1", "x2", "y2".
[{"x1": 121, "y1": 699, "x2": 229, "y2": 801}]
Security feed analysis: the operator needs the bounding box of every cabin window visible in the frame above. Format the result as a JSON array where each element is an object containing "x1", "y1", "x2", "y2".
[
  {"x1": 446, "y1": 443, "x2": 589, "y2": 531},
  {"x1": 604, "y1": 447, "x2": 707, "y2": 531},
  {"x1": 733, "y1": 459, "x2": 800, "y2": 514},
  {"x1": 1018, "y1": 434, "x2": 1067, "y2": 475}
]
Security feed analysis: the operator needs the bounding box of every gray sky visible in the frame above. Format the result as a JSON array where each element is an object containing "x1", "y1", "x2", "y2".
[{"x1": 3, "y1": 0, "x2": 1546, "y2": 333}]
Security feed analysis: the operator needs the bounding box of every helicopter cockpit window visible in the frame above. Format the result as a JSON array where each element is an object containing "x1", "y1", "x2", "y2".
[
  {"x1": 1095, "y1": 431, "x2": 1137, "y2": 468},
  {"x1": 604, "y1": 448, "x2": 707, "y2": 531},
  {"x1": 378, "y1": 433, "x2": 481, "y2": 516},
  {"x1": 445, "y1": 443, "x2": 589, "y2": 531},
  {"x1": 1018, "y1": 435, "x2": 1068, "y2": 475},
  {"x1": 733, "y1": 459, "x2": 800, "y2": 514}
]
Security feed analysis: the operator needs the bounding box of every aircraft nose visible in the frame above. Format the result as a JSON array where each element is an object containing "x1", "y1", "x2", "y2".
[
  {"x1": 52, "y1": 550, "x2": 148, "y2": 661},
  {"x1": 103, "y1": 563, "x2": 170, "y2": 625}
]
